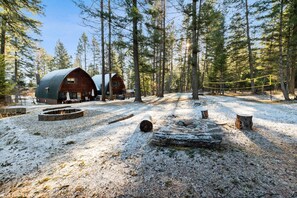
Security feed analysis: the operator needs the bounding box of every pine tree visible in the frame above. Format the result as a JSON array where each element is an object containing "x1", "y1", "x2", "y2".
[
  {"x1": 53, "y1": 40, "x2": 72, "y2": 69},
  {"x1": 224, "y1": 0, "x2": 256, "y2": 93},
  {"x1": 0, "y1": 0, "x2": 43, "y2": 101},
  {"x1": 77, "y1": 32, "x2": 89, "y2": 71},
  {"x1": 132, "y1": 0, "x2": 142, "y2": 102},
  {"x1": 90, "y1": 36, "x2": 100, "y2": 75}
]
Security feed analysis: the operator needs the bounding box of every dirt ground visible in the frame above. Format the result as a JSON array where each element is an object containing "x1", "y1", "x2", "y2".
[{"x1": 0, "y1": 93, "x2": 296, "y2": 198}]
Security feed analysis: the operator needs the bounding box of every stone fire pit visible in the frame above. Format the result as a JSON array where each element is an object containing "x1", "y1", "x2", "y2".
[{"x1": 38, "y1": 108, "x2": 84, "y2": 121}]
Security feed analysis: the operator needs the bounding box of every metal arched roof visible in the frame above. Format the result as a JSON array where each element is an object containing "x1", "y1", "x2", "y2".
[{"x1": 92, "y1": 73, "x2": 116, "y2": 91}]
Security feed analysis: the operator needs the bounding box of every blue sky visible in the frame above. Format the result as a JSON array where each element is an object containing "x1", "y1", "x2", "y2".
[{"x1": 38, "y1": 0, "x2": 92, "y2": 58}]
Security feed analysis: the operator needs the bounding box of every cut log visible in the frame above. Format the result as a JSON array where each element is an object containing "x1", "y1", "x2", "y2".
[
  {"x1": 140, "y1": 115, "x2": 153, "y2": 132},
  {"x1": 150, "y1": 132, "x2": 222, "y2": 147},
  {"x1": 201, "y1": 110, "x2": 208, "y2": 119},
  {"x1": 108, "y1": 114, "x2": 134, "y2": 124},
  {"x1": 43, "y1": 106, "x2": 71, "y2": 111},
  {"x1": 235, "y1": 114, "x2": 253, "y2": 130}
]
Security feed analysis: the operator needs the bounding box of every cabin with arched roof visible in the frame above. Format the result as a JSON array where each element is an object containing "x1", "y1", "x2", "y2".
[
  {"x1": 35, "y1": 67, "x2": 97, "y2": 104},
  {"x1": 92, "y1": 73, "x2": 126, "y2": 96}
]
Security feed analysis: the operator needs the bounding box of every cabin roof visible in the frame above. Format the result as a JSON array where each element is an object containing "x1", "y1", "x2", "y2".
[
  {"x1": 92, "y1": 73, "x2": 117, "y2": 91},
  {"x1": 36, "y1": 67, "x2": 82, "y2": 99}
]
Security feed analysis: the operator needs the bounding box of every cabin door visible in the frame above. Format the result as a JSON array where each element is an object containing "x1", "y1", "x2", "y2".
[{"x1": 77, "y1": 92, "x2": 81, "y2": 100}]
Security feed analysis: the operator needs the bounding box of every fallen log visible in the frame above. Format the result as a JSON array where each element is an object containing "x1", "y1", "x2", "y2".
[
  {"x1": 140, "y1": 115, "x2": 153, "y2": 132},
  {"x1": 108, "y1": 114, "x2": 134, "y2": 124},
  {"x1": 235, "y1": 114, "x2": 253, "y2": 130},
  {"x1": 150, "y1": 132, "x2": 222, "y2": 147},
  {"x1": 43, "y1": 106, "x2": 71, "y2": 111}
]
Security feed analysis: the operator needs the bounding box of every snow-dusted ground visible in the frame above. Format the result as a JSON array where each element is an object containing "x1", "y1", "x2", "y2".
[{"x1": 0, "y1": 93, "x2": 296, "y2": 197}]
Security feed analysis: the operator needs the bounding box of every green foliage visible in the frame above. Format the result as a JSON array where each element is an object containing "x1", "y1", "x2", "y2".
[
  {"x1": 0, "y1": 0, "x2": 43, "y2": 100},
  {"x1": 53, "y1": 40, "x2": 72, "y2": 69}
]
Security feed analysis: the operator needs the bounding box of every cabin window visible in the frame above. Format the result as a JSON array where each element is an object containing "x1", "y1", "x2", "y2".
[
  {"x1": 67, "y1": 78, "x2": 75, "y2": 84},
  {"x1": 45, "y1": 87, "x2": 49, "y2": 93},
  {"x1": 112, "y1": 81, "x2": 120, "y2": 87},
  {"x1": 70, "y1": 92, "x2": 77, "y2": 99}
]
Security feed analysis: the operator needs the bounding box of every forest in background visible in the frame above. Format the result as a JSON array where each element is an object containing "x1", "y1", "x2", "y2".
[{"x1": 0, "y1": 0, "x2": 296, "y2": 103}]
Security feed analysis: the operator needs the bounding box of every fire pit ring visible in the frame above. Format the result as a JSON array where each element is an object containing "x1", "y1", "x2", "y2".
[{"x1": 38, "y1": 108, "x2": 84, "y2": 121}]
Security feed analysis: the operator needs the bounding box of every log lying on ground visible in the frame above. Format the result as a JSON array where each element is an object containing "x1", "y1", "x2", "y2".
[
  {"x1": 108, "y1": 114, "x2": 134, "y2": 124},
  {"x1": 140, "y1": 115, "x2": 153, "y2": 132},
  {"x1": 43, "y1": 106, "x2": 71, "y2": 111},
  {"x1": 235, "y1": 114, "x2": 253, "y2": 130},
  {"x1": 150, "y1": 132, "x2": 223, "y2": 147}
]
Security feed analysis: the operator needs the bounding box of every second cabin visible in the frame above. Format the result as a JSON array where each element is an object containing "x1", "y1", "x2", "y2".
[{"x1": 92, "y1": 74, "x2": 126, "y2": 98}]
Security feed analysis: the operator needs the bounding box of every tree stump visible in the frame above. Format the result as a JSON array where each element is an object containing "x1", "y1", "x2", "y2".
[
  {"x1": 201, "y1": 110, "x2": 208, "y2": 119},
  {"x1": 235, "y1": 114, "x2": 253, "y2": 130},
  {"x1": 140, "y1": 115, "x2": 153, "y2": 132}
]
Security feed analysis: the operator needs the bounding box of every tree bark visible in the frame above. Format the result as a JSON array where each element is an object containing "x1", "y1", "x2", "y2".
[
  {"x1": 0, "y1": 18, "x2": 7, "y2": 101},
  {"x1": 235, "y1": 114, "x2": 253, "y2": 130},
  {"x1": 101, "y1": 0, "x2": 106, "y2": 101},
  {"x1": 192, "y1": 0, "x2": 199, "y2": 100},
  {"x1": 289, "y1": 66, "x2": 295, "y2": 95},
  {"x1": 160, "y1": 0, "x2": 166, "y2": 97},
  {"x1": 150, "y1": 132, "x2": 222, "y2": 147},
  {"x1": 1, "y1": 25, "x2": 5, "y2": 55},
  {"x1": 289, "y1": 2, "x2": 297, "y2": 95},
  {"x1": 108, "y1": 0, "x2": 113, "y2": 100},
  {"x1": 244, "y1": 0, "x2": 255, "y2": 94},
  {"x1": 279, "y1": 0, "x2": 290, "y2": 100},
  {"x1": 132, "y1": 0, "x2": 142, "y2": 102},
  {"x1": 152, "y1": 41, "x2": 156, "y2": 95},
  {"x1": 14, "y1": 38, "x2": 19, "y2": 103}
]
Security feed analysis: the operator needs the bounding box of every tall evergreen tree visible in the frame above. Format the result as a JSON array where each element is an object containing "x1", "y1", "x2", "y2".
[
  {"x1": 90, "y1": 36, "x2": 100, "y2": 75},
  {"x1": 77, "y1": 32, "x2": 89, "y2": 71},
  {"x1": 53, "y1": 40, "x2": 72, "y2": 69},
  {"x1": 101, "y1": 0, "x2": 106, "y2": 101},
  {"x1": 191, "y1": 0, "x2": 200, "y2": 100},
  {"x1": 224, "y1": 0, "x2": 255, "y2": 93},
  {"x1": 0, "y1": 0, "x2": 43, "y2": 101},
  {"x1": 132, "y1": 0, "x2": 142, "y2": 102}
]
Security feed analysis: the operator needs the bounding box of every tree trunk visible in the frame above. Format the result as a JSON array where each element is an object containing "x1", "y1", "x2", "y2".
[
  {"x1": 160, "y1": 0, "x2": 166, "y2": 97},
  {"x1": 191, "y1": 0, "x2": 199, "y2": 100},
  {"x1": 142, "y1": 74, "x2": 146, "y2": 97},
  {"x1": 158, "y1": 34, "x2": 162, "y2": 96},
  {"x1": 84, "y1": 39, "x2": 87, "y2": 71},
  {"x1": 108, "y1": 0, "x2": 113, "y2": 100},
  {"x1": 0, "y1": 18, "x2": 6, "y2": 101},
  {"x1": 132, "y1": 0, "x2": 142, "y2": 102},
  {"x1": 152, "y1": 42, "x2": 156, "y2": 95},
  {"x1": 168, "y1": 42, "x2": 174, "y2": 92},
  {"x1": 14, "y1": 38, "x2": 19, "y2": 103},
  {"x1": 183, "y1": 38, "x2": 188, "y2": 92},
  {"x1": 186, "y1": 42, "x2": 190, "y2": 92},
  {"x1": 289, "y1": 2, "x2": 297, "y2": 95},
  {"x1": 244, "y1": 0, "x2": 255, "y2": 93},
  {"x1": 101, "y1": 0, "x2": 106, "y2": 101},
  {"x1": 279, "y1": 0, "x2": 290, "y2": 100},
  {"x1": 1, "y1": 23, "x2": 5, "y2": 55}
]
